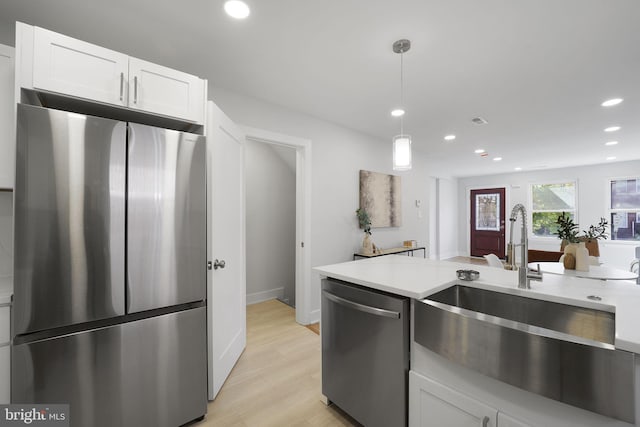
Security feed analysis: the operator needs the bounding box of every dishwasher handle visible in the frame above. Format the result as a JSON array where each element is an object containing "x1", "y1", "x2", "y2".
[{"x1": 323, "y1": 290, "x2": 401, "y2": 319}]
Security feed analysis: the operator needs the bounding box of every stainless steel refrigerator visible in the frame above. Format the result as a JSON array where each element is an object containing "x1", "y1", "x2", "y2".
[{"x1": 11, "y1": 104, "x2": 207, "y2": 427}]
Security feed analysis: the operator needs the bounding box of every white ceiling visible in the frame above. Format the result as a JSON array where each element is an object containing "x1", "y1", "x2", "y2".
[{"x1": 1, "y1": 0, "x2": 639, "y2": 177}]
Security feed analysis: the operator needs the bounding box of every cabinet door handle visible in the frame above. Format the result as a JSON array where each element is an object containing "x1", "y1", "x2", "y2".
[
  {"x1": 119, "y1": 72, "x2": 124, "y2": 101},
  {"x1": 481, "y1": 416, "x2": 490, "y2": 427},
  {"x1": 133, "y1": 76, "x2": 138, "y2": 104}
]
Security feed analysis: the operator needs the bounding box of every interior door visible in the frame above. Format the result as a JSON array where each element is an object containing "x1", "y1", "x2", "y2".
[
  {"x1": 470, "y1": 188, "x2": 506, "y2": 258},
  {"x1": 207, "y1": 101, "x2": 246, "y2": 400}
]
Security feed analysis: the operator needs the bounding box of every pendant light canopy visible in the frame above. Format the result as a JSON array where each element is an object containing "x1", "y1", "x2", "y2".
[{"x1": 392, "y1": 39, "x2": 412, "y2": 171}]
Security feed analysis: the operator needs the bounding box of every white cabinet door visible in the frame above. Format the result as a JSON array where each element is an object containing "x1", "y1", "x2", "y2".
[
  {"x1": 0, "y1": 44, "x2": 15, "y2": 190},
  {"x1": 410, "y1": 371, "x2": 497, "y2": 427},
  {"x1": 32, "y1": 26, "x2": 129, "y2": 107},
  {"x1": 128, "y1": 57, "x2": 204, "y2": 124},
  {"x1": 0, "y1": 345, "x2": 7, "y2": 404},
  {"x1": 498, "y1": 412, "x2": 532, "y2": 427}
]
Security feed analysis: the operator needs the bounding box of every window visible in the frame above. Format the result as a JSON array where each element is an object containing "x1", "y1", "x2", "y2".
[
  {"x1": 530, "y1": 182, "x2": 576, "y2": 237},
  {"x1": 609, "y1": 178, "x2": 640, "y2": 241}
]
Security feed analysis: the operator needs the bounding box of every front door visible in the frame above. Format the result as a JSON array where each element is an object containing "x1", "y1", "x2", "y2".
[
  {"x1": 470, "y1": 188, "x2": 506, "y2": 258},
  {"x1": 207, "y1": 101, "x2": 246, "y2": 400}
]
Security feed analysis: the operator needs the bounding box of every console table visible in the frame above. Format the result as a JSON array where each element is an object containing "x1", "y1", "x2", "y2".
[{"x1": 354, "y1": 246, "x2": 426, "y2": 260}]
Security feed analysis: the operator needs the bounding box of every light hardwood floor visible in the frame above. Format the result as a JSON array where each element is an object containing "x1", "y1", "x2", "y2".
[
  {"x1": 443, "y1": 256, "x2": 489, "y2": 266},
  {"x1": 193, "y1": 299, "x2": 359, "y2": 426}
]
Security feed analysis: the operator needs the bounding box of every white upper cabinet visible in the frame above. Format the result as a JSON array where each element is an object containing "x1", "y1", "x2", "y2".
[
  {"x1": 18, "y1": 23, "x2": 206, "y2": 125},
  {"x1": 0, "y1": 44, "x2": 15, "y2": 190},
  {"x1": 32, "y1": 27, "x2": 129, "y2": 107},
  {"x1": 129, "y1": 57, "x2": 204, "y2": 124}
]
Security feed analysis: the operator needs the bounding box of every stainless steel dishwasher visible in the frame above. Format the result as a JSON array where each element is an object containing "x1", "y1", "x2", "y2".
[{"x1": 321, "y1": 278, "x2": 409, "y2": 427}]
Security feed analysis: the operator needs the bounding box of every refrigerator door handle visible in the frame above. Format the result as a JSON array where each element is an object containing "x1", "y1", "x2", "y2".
[{"x1": 323, "y1": 290, "x2": 400, "y2": 319}]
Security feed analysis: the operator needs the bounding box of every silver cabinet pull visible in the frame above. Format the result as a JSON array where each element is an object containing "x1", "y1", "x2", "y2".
[
  {"x1": 133, "y1": 76, "x2": 138, "y2": 104},
  {"x1": 119, "y1": 72, "x2": 124, "y2": 101},
  {"x1": 481, "y1": 416, "x2": 490, "y2": 427},
  {"x1": 323, "y1": 291, "x2": 400, "y2": 319},
  {"x1": 213, "y1": 259, "x2": 226, "y2": 270}
]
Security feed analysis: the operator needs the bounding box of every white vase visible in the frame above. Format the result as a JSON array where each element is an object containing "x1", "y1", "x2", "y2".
[
  {"x1": 362, "y1": 233, "x2": 374, "y2": 255},
  {"x1": 563, "y1": 242, "x2": 579, "y2": 270},
  {"x1": 575, "y1": 242, "x2": 590, "y2": 272}
]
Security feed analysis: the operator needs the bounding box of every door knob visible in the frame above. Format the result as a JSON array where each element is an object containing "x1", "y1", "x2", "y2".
[{"x1": 213, "y1": 259, "x2": 226, "y2": 270}]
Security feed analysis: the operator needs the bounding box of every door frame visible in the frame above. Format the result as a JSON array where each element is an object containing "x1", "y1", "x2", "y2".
[
  {"x1": 465, "y1": 184, "x2": 510, "y2": 257},
  {"x1": 242, "y1": 126, "x2": 313, "y2": 325}
]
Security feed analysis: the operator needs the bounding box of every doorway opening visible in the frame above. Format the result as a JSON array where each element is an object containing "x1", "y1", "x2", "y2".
[
  {"x1": 243, "y1": 127, "x2": 312, "y2": 325},
  {"x1": 245, "y1": 141, "x2": 296, "y2": 308}
]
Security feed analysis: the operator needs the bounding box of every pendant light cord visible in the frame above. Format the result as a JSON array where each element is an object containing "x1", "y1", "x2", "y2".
[{"x1": 400, "y1": 51, "x2": 404, "y2": 136}]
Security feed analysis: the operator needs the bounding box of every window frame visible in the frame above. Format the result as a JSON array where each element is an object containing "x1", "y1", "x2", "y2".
[
  {"x1": 607, "y1": 176, "x2": 640, "y2": 243},
  {"x1": 528, "y1": 180, "x2": 578, "y2": 239}
]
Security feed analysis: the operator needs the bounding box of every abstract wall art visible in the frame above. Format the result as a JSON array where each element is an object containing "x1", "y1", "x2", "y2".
[{"x1": 359, "y1": 170, "x2": 402, "y2": 228}]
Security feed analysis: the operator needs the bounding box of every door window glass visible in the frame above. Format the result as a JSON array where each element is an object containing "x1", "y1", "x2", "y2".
[{"x1": 475, "y1": 193, "x2": 500, "y2": 231}]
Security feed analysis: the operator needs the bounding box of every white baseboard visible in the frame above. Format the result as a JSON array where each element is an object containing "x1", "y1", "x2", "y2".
[
  {"x1": 307, "y1": 309, "x2": 320, "y2": 324},
  {"x1": 246, "y1": 287, "x2": 284, "y2": 305},
  {"x1": 439, "y1": 251, "x2": 460, "y2": 260}
]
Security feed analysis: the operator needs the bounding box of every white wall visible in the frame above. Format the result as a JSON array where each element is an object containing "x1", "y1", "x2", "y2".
[
  {"x1": 0, "y1": 192, "x2": 12, "y2": 278},
  {"x1": 436, "y1": 177, "x2": 460, "y2": 259},
  {"x1": 209, "y1": 86, "x2": 432, "y2": 322},
  {"x1": 456, "y1": 160, "x2": 640, "y2": 269},
  {"x1": 245, "y1": 140, "x2": 296, "y2": 305}
]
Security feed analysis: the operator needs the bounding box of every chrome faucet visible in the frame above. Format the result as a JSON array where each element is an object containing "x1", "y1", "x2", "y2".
[{"x1": 507, "y1": 204, "x2": 542, "y2": 289}]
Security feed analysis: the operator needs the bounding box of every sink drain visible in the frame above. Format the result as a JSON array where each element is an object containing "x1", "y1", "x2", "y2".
[{"x1": 587, "y1": 295, "x2": 602, "y2": 301}]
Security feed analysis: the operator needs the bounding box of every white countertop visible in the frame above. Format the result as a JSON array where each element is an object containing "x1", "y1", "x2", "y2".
[
  {"x1": 314, "y1": 256, "x2": 640, "y2": 354},
  {"x1": 0, "y1": 276, "x2": 11, "y2": 305}
]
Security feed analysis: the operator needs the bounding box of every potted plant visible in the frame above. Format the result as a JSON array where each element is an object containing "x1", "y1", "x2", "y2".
[
  {"x1": 555, "y1": 213, "x2": 609, "y2": 257},
  {"x1": 555, "y1": 212, "x2": 580, "y2": 247},
  {"x1": 356, "y1": 208, "x2": 374, "y2": 255},
  {"x1": 580, "y1": 217, "x2": 608, "y2": 257}
]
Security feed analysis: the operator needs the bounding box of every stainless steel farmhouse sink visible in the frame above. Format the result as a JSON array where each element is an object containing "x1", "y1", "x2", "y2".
[{"x1": 414, "y1": 285, "x2": 635, "y2": 423}]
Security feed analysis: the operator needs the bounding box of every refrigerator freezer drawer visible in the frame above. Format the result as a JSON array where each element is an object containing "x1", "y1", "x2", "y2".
[
  {"x1": 12, "y1": 307, "x2": 207, "y2": 427},
  {"x1": 14, "y1": 104, "x2": 126, "y2": 336},
  {"x1": 127, "y1": 123, "x2": 206, "y2": 313}
]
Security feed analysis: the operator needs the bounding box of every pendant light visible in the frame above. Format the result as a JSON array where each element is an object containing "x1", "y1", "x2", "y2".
[{"x1": 392, "y1": 39, "x2": 412, "y2": 171}]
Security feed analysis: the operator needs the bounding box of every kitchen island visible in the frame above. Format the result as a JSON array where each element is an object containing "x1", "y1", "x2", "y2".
[{"x1": 314, "y1": 256, "x2": 640, "y2": 427}]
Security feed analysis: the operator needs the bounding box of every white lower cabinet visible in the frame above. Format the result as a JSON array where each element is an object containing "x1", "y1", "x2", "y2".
[
  {"x1": 409, "y1": 371, "x2": 532, "y2": 427},
  {"x1": 498, "y1": 412, "x2": 531, "y2": 427},
  {"x1": 0, "y1": 305, "x2": 9, "y2": 404},
  {"x1": 0, "y1": 345, "x2": 8, "y2": 404},
  {"x1": 0, "y1": 43, "x2": 15, "y2": 190}
]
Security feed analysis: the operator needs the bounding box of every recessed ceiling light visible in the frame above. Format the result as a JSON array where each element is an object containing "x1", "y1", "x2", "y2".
[
  {"x1": 606, "y1": 156, "x2": 617, "y2": 161},
  {"x1": 605, "y1": 141, "x2": 619, "y2": 146},
  {"x1": 474, "y1": 149, "x2": 485, "y2": 154},
  {"x1": 601, "y1": 98, "x2": 623, "y2": 107},
  {"x1": 444, "y1": 135, "x2": 456, "y2": 141},
  {"x1": 493, "y1": 157, "x2": 502, "y2": 162},
  {"x1": 224, "y1": 0, "x2": 250, "y2": 19},
  {"x1": 391, "y1": 109, "x2": 405, "y2": 117},
  {"x1": 604, "y1": 126, "x2": 621, "y2": 132},
  {"x1": 514, "y1": 167, "x2": 522, "y2": 171}
]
